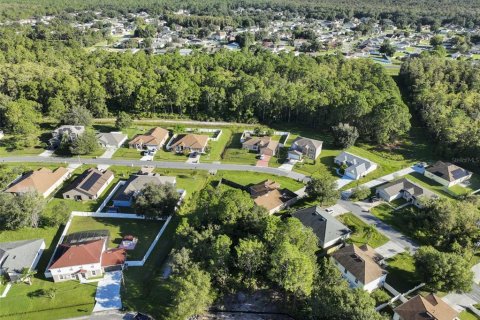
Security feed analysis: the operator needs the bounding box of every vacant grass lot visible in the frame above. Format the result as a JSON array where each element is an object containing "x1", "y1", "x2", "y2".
[
  {"x1": 385, "y1": 252, "x2": 420, "y2": 293},
  {"x1": 337, "y1": 213, "x2": 389, "y2": 248},
  {"x1": 218, "y1": 170, "x2": 304, "y2": 192},
  {"x1": 67, "y1": 216, "x2": 165, "y2": 260},
  {"x1": 112, "y1": 147, "x2": 143, "y2": 160},
  {"x1": 222, "y1": 147, "x2": 258, "y2": 165}
]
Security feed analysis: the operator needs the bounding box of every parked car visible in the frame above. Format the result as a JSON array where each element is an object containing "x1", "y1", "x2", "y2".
[
  {"x1": 189, "y1": 152, "x2": 198, "y2": 158},
  {"x1": 325, "y1": 208, "x2": 334, "y2": 213},
  {"x1": 258, "y1": 154, "x2": 265, "y2": 160}
]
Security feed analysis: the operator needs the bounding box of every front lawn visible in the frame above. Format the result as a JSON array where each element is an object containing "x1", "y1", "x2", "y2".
[
  {"x1": 337, "y1": 213, "x2": 389, "y2": 248},
  {"x1": 67, "y1": 216, "x2": 165, "y2": 260},
  {"x1": 385, "y1": 252, "x2": 420, "y2": 293}
]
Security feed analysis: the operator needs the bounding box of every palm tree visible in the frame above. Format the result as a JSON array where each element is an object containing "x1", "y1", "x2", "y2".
[
  {"x1": 20, "y1": 267, "x2": 37, "y2": 285},
  {"x1": 363, "y1": 224, "x2": 376, "y2": 244}
]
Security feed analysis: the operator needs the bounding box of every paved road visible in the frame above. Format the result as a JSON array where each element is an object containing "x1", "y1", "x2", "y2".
[
  {"x1": 337, "y1": 199, "x2": 419, "y2": 253},
  {"x1": 0, "y1": 156, "x2": 308, "y2": 181}
]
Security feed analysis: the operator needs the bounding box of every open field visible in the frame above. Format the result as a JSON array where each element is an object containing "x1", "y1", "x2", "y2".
[
  {"x1": 337, "y1": 213, "x2": 389, "y2": 248},
  {"x1": 217, "y1": 170, "x2": 304, "y2": 192},
  {"x1": 67, "y1": 216, "x2": 165, "y2": 260}
]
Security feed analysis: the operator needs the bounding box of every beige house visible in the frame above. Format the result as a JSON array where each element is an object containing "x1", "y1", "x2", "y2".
[
  {"x1": 169, "y1": 134, "x2": 209, "y2": 153},
  {"x1": 249, "y1": 180, "x2": 297, "y2": 214},
  {"x1": 393, "y1": 294, "x2": 458, "y2": 320},
  {"x1": 5, "y1": 167, "x2": 70, "y2": 198},
  {"x1": 128, "y1": 127, "x2": 169, "y2": 151},
  {"x1": 287, "y1": 137, "x2": 323, "y2": 160},
  {"x1": 242, "y1": 136, "x2": 279, "y2": 156},
  {"x1": 331, "y1": 244, "x2": 387, "y2": 292},
  {"x1": 62, "y1": 168, "x2": 114, "y2": 201},
  {"x1": 424, "y1": 161, "x2": 472, "y2": 187}
]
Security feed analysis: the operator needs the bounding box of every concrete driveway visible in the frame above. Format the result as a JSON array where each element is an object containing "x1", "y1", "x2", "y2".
[
  {"x1": 93, "y1": 271, "x2": 123, "y2": 312},
  {"x1": 99, "y1": 148, "x2": 117, "y2": 159},
  {"x1": 256, "y1": 155, "x2": 270, "y2": 167},
  {"x1": 39, "y1": 150, "x2": 55, "y2": 157},
  {"x1": 278, "y1": 161, "x2": 295, "y2": 172},
  {"x1": 186, "y1": 154, "x2": 200, "y2": 164}
]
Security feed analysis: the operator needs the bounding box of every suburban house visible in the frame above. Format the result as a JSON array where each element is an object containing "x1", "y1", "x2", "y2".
[
  {"x1": 49, "y1": 125, "x2": 85, "y2": 148},
  {"x1": 48, "y1": 230, "x2": 126, "y2": 282},
  {"x1": 5, "y1": 167, "x2": 70, "y2": 198},
  {"x1": 287, "y1": 137, "x2": 323, "y2": 161},
  {"x1": 128, "y1": 127, "x2": 169, "y2": 151},
  {"x1": 0, "y1": 239, "x2": 45, "y2": 282},
  {"x1": 113, "y1": 173, "x2": 176, "y2": 207},
  {"x1": 249, "y1": 180, "x2": 298, "y2": 214},
  {"x1": 292, "y1": 206, "x2": 351, "y2": 252},
  {"x1": 62, "y1": 168, "x2": 114, "y2": 201},
  {"x1": 393, "y1": 294, "x2": 458, "y2": 320},
  {"x1": 376, "y1": 178, "x2": 438, "y2": 208},
  {"x1": 97, "y1": 132, "x2": 128, "y2": 149},
  {"x1": 242, "y1": 136, "x2": 279, "y2": 156},
  {"x1": 424, "y1": 161, "x2": 473, "y2": 187},
  {"x1": 330, "y1": 244, "x2": 387, "y2": 292},
  {"x1": 334, "y1": 151, "x2": 377, "y2": 180},
  {"x1": 169, "y1": 134, "x2": 209, "y2": 154}
]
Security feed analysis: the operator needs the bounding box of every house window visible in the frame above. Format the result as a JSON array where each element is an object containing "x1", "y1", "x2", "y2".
[
  {"x1": 92, "y1": 270, "x2": 96, "y2": 276},
  {"x1": 59, "y1": 275, "x2": 64, "y2": 280},
  {"x1": 344, "y1": 268, "x2": 347, "y2": 274},
  {"x1": 355, "y1": 279, "x2": 358, "y2": 284}
]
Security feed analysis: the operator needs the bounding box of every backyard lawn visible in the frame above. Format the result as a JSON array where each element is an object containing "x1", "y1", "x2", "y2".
[
  {"x1": 403, "y1": 172, "x2": 456, "y2": 199},
  {"x1": 337, "y1": 213, "x2": 389, "y2": 248},
  {"x1": 385, "y1": 252, "x2": 420, "y2": 293},
  {"x1": 67, "y1": 216, "x2": 165, "y2": 260},
  {"x1": 459, "y1": 310, "x2": 480, "y2": 320}
]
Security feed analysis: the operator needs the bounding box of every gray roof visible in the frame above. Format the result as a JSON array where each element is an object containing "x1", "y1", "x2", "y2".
[
  {"x1": 114, "y1": 174, "x2": 176, "y2": 202},
  {"x1": 292, "y1": 206, "x2": 351, "y2": 248},
  {"x1": 291, "y1": 137, "x2": 323, "y2": 150},
  {"x1": 376, "y1": 178, "x2": 437, "y2": 199},
  {"x1": 97, "y1": 132, "x2": 128, "y2": 147},
  {"x1": 0, "y1": 239, "x2": 44, "y2": 277},
  {"x1": 335, "y1": 151, "x2": 376, "y2": 177}
]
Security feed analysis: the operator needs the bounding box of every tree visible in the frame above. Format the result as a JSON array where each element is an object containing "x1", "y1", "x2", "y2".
[
  {"x1": 235, "y1": 237, "x2": 266, "y2": 280},
  {"x1": 269, "y1": 241, "x2": 316, "y2": 297},
  {"x1": 69, "y1": 131, "x2": 99, "y2": 155},
  {"x1": 350, "y1": 185, "x2": 371, "y2": 201},
  {"x1": 415, "y1": 246, "x2": 473, "y2": 292},
  {"x1": 134, "y1": 182, "x2": 180, "y2": 219},
  {"x1": 0, "y1": 192, "x2": 45, "y2": 230},
  {"x1": 167, "y1": 265, "x2": 215, "y2": 320},
  {"x1": 331, "y1": 123, "x2": 359, "y2": 148},
  {"x1": 115, "y1": 111, "x2": 133, "y2": 130},
  {"x1": 20, "y1": 267, "x2": 36, "y2": 285},
  {"x1": 235, "y1": 32, "x2": 254, "y2": 49},
  {"x1": 379, "y1": 39, "x2": 396, "y2": 56},
  {"x1": 305, "y1": 174, "x2": 340, "y2": 206},
  {"x1": 430, "y1": 35, "x2": 444, "y2": 46},
  {"x1": 60, "y1": 105, "x2": 93, "y2": 126},
  {"x1": 3, "y1": 99, "x2": 41, "y2": 148}
]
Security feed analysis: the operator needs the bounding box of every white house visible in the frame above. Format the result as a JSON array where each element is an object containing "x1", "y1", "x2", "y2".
[
  {"x1": 376, "y1": 178, "x2": 438, "y2": 208},
  {"x1": 330, "y1": 244, "x2": 387, "y2": 292},
  {"x1": 97, "y1": 132, "x2": 128, "y2": 149},
  {"x1": 334, "y1": 151, "x2": 377, "y2": 180},
  {"x1": 424, "y1": 161, "x2": 472, "y2": 187}
]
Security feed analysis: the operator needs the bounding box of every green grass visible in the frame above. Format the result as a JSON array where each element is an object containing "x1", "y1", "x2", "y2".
[
  {"x1": 218, "y1": 170, "x2": 304, "y2": 192},
  {"x1": 385, "y1": 252, "x2": 420, "y2": 293},
  {"x1": 459, "y1": 310, "x2": 480, "y2": 320},
  {"x1": 337, "y1": 213, "x2": 389, "y2": 248},
  {"x1": 0, "y1": 146, "x2": 44, "y2": 157},
  {"x1": 201, "y1": 129, "x2": 231, "y2": 162},
  {"x1": 403, "y1": 172, "x2": 455, "y2": 199},
  {"x1": 67, "y1": 216, "x2": 165, "y2": 260},
  {"x1": 112, "y1": 147, "x2": 143, "y2": 160},
  {"x1": 222, "y1": 148, "x2": 258, "y2": 165}
]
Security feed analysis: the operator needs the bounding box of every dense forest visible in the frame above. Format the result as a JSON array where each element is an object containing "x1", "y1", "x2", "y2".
[
  {"x1": 0, "y1": 26, "x2": 410, "y2": 146},
  {"x1": 1, "y1": 0, "x2": 480, "y2": 27},
  {"x1": 400, "y1": 56, "x2": 480, "y2": 160}
]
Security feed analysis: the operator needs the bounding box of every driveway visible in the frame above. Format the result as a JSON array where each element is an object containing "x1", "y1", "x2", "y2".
[
  {"x1": 99, "y1": 148, "x2": 117, "y2": 159},
  {"x1": 337, "y1": 199, "x2": 418, "y2": 254},
  {"x1": 278, "y1": 161, "x2": 295, "y2": 172},
  {"x1": 375, "y1": 241, "x2": 405, "y2": 259},
  {"x1": 336, "y1": 176, "x2": 354, "y2": 189},
  {"x1": 39, "y1": 150, "x2": 55, "y2": 157},
  {"x1": 186, "y1": 154, "x2": 200, "y2": 164},
  {"x1": 256, "y1": 155, "x2": 270, "y2": 167},
  {"x1": 93, "y1": 271, "x2": 123, "y2": 312}
]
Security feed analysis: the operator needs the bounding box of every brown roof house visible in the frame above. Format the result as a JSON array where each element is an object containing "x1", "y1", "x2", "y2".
[
  {"x1": 330, "y1": 244, "x2": 387, "y2": 292},
  {"x1": 250, "y1": 180, "x2": 298, "y2": 214},
  {"x1": 169, "y1": 134, "x2": 209, "y2": 154},
  {"x1": 48, "y1": 230, "x2": 126, "y2": 282},
  {"x1": 376, "y1": 178, "x2": 438, "y2": 208},
  {"x1": 242, "y1": 136, "x2": 279, "y2": 156},
  {"x1": 287, "y1": 137, "x2": 323, "y2": 161},
  {"x1": 6, "y1": 167, "x2": 70, "y2": 198},
  {"x1": 62, "y1": 168, "x2": 114, "y2": 201},
  {"x1": 424, "y1": 161, "x2": 472, "y2": 187},
  {"x1": 128, "y1": 127, "x2": 169, "y2": 151},
  {"x1": 393, "y1": 294, "x2": 459, "y2": 320}
]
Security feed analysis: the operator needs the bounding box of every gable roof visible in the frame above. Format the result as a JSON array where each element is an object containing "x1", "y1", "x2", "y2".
[
  {"x1": 292, "y1": 137, "x2": 323, "y2": 150},
  {"x1": 97, "y1": 132, "x2": 128, "y2": 147},
  {"x1": 50, "y1": 238, "x2": 105, "y2": 269},
  {"x1": 101, "y1": 248, "x2": 126, "y2": 267},
  {"x1": 250, "y1": 179, "x2": 280, "y2": 196},
  {"x1": 6, "y1": 167, "x2": 69, "y2": 195},
  {"x1": 292, "y1": 206, "x2": 351, "y2": 247},
  {"x1": 63, "y1": 168, "x2": 113, "y2": 197},
  {"x1": 253, "y1": 189, "x2": 287, "y2": 212},
  {"x1": 0, "y1": 239, "x2": 44, "y2": 275},
  {"x1": 53, "y1": 125, "x2": 85, "y2": 136},
  {"x1": 129, "y1": 127, "x2": 169, "y2": 147},
  {"x1": 261, "y1": 140, "x2": 279, "y2": 153},
  {"x1": 335, "y1": 151, "x2": 376, "y2": 177},
  {"x1": 243, "y1": 136, "x2": 271, "y2": 147},
  {"x1": 170, "y1": 134, "x2": 209, "y2": 149},
  {"x1": 331, "y1": 244, "x2": 386, "y2": 284},
  {"x1": 114, "y1": 174, "x2": 176, "y2": 202},
  {"x1": 427, "y1": 161, "x2": 472, "y2": 182},
  {"x1": 394, "y1": 294, "x2": 458, "y2": 320},
  {"x1": 376, "y1": 178, "x2": 437, "y2": 199}
]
